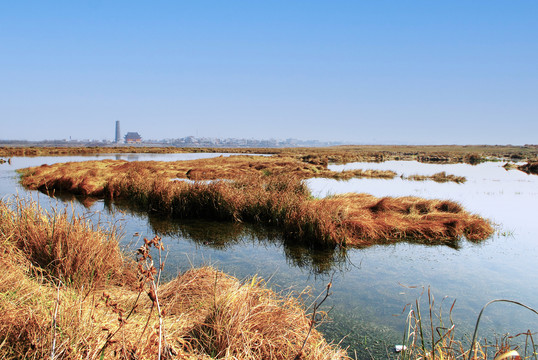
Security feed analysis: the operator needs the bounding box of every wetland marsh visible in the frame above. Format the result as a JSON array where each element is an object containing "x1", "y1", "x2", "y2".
[{"x1": 1, "y1": 150, "x2": 537, "y2": 358}]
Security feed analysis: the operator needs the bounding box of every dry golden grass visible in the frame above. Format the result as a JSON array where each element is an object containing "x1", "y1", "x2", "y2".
[
  {"x1": 322, "y1": 194, "x2": 493, "y2": 245},
  {"x1": 517, "y1": 161, "x2": 538, "y2": 175},
  {"x1": 20, "y1": 158, "x2": 493, "y2": 246},
  {"x1": 19, "y1": 156, "x2": 397, "y2": 198},
  {"x1": 0, "y1": 145, "x2": 216, "y2": 157},
  {"x1": 0, "y1": 198, "x2": 135, "y2": 289},
  {"x1": 280, "y1": 145, "x2": 538, "y2": 165},
  {"x1": 403, "y1": 171, "x2": 467, "y2": 183},
  {"x1": 2, "y1": 144, "x2": 538, "y2": 164},
  {"x1": 0, "y1": 198, "x2": 349, "y2": 359},
  {"x1": 0, "y1": 199, "x2": 519, "y2": 360}
]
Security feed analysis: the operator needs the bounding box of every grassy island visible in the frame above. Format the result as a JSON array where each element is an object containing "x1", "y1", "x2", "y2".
[{"x1": 19, "y1": 157, "x2": 493, "y2": 247}]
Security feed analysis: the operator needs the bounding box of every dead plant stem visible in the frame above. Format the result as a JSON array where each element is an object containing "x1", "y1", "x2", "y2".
[
  {"x1": 50, "y1": 279, "x2": 62, "y2": 360},
  {"x1": 295, "y1": 280, "x2": 333, "y2": 359}
]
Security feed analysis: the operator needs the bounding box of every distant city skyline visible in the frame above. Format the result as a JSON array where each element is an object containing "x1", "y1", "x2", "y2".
[
  {"x1": 1, "y1": 1, "x2": 537, "y2": 145},
  {"x1": 0, "y1": 128, "x2": 356, "y2": 148}
]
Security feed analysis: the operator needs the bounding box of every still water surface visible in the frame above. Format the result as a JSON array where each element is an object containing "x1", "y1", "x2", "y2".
[{"x1": 1, "y1": 155, "x2": 537, "y2": 358}]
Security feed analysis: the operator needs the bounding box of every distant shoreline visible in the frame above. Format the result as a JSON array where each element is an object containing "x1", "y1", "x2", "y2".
[{"x1": 1, "y1": 144, "x2": 537, "y2": 164}]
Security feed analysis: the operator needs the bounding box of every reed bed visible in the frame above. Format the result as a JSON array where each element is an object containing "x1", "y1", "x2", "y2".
[
  {"x1": 0, "y1": 198, "x2": 134, "y2": 289},
  {"x1": 283, "y1": 145, "x2": 538, "y2": 164},
  {"x1": 3, "y1": 144, "x2": 538, "y2": 164},
  {"x1": 19, "y1": 158, "x2": 494, "y2": 246},
  {"x1": 0, "y1": 198, "x2": 349, "y2": 359},
  {"x1": 19, "y1": 156, "x2": 396, "y2": 196},
  {"x1": 517, "y1": 161, "x2": 538, "y2": 175},
  {"x1": 113, "y1": 175, "x2": 494, "y2": 246},
  {"x1": 0, "y1": 146, "x2": 227, "y2": 157},
  {"x1": 403, "y1": 172, "x2": 467, "y2": 183}
]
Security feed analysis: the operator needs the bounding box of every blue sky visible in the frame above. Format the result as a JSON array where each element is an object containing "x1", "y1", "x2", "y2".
[{"x1": 1, "y1": 1, "x2": 537, "y2": 144}]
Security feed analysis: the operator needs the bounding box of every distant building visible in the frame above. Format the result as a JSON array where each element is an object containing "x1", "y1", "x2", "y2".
[
  {"x1": 115, "y1": 121, "x2": 121, "y2": 143},
  {"x1": 124, "y1": 132, "x2": 142, "y2": 144}
]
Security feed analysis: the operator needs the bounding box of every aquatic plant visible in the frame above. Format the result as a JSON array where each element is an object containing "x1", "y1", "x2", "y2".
[
  {"x1": 399, "y1": 288, "x2": 538, "y2": 360},
  {"x1": 117, "y1": 177, "x2": 492, "y2": 247}
]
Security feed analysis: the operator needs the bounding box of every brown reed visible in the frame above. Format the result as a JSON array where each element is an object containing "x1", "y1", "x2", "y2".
[
  {"x1": 517, "y1": 161, "x2": 538, "y2": 175},
  {"x1": 0, "y1": 198, "x2": 135, "y2": 289},
  {"x1": 19, "y1": 156, "x2": 396, "y2": 195},
  {"x1": 19, "y1": 158, "x2": 494, "y2": 246},
  {"x1": 0, "y1": 198, "x2": 349, "y2": 359},
  {"x1": 404, "y1": 171, "x2": 467, "y2": 183},
  {"x1": 3, "y1": 144, "x2": 538, "y2": 164}
]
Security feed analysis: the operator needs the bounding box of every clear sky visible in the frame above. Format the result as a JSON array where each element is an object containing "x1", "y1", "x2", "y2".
[{"x1": 1, "y1": 1, "x2": 537, "y2": 144}]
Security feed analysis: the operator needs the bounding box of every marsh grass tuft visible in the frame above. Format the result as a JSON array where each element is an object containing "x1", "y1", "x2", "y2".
[
  {"x1": 0, "y1": 198, "x2": 349, "y2": 359},
  {"x1": 18, "y1": 156, "x2": 397, "y2": 196},
  {"x1": 0, "y1": 197, "x2": 134, "y2": 289},
  {"x1": 404, "y1": 172, "x2": 467, "y2": 184},
  {"x1": 516, "y1": 161, "x2": 538, "y2": 175}
]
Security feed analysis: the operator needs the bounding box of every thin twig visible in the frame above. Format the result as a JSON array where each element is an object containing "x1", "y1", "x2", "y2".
[
  {"x1": 50, "y1": 279, "x2": 62, "y2": 360},
  {"x1": 295, "y1": 279, "x2": 333, "y2": 360}
]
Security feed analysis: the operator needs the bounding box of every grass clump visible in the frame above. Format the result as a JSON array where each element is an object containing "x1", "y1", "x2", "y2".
[
  {"x1": 0, "y1": 198, "x2": 349, "y2": 359},
  {"x1": 404, "y1": 171, "x2": 467, "y2": 184},
  {"x1": 321, "y1": 194, "x2": 492, "y2": 245},
  {"x1": 0, "y1": 198, "x2": 134, "y2": 289},
  {"x1": 517, "y1": 161, "x2": 538, "y2": 175}
]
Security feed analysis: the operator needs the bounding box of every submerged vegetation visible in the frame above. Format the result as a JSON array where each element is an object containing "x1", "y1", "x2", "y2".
[
  {"x1": 0, "y1": 198, "x2": 349, "y2": 359},
  {"x1": 19, "y1": 158, "x2": 494, "y2": 247}
]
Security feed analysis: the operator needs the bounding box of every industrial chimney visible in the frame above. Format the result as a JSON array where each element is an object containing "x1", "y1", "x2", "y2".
[{"x1": 115, "y1": 121, "x2": 121, "y2": 143}]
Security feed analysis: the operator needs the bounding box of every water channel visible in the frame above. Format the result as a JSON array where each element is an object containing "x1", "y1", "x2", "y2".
[{"x1": 1, "y1": 154, "x2": 537, "y2": 358}]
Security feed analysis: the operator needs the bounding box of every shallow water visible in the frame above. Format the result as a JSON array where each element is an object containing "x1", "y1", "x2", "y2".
[{"x1": 1, "y1": 156, "x2": 537, "y2": 358}]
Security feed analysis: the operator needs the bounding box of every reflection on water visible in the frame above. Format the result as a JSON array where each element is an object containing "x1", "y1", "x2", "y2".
[
  {"x1": 41, "y1": 189, "x2": 101, "y2": 208},
  {"x1": 1, "y1": 155, "x2": 537, "y2": 358},
  {"x1": 111, "y1": 198, "x2": 349, "y2": 275}
]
